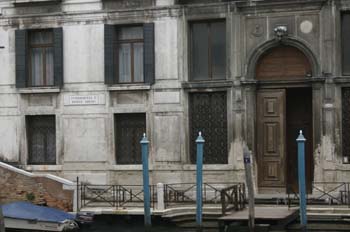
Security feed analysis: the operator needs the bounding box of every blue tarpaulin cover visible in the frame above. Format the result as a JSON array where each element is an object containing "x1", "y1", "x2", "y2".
[{"x1": 1, "y1": 202, "x2": 75, "y2": 223}]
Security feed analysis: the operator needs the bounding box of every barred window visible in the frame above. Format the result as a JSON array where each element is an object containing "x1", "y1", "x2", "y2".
[
  {"x1": 15, "y1": 28, "x2": 63, "y2": 88},
  {"x1": 189, "y1": 92, "x2": 228, "y2": 164},
  {"x1": 115, "y1": 113, "x2": 146, "y2": 164},
  {"x1": 27, "y1": 115, "x2": 56, "y2": 165},
  {"x1": 342, "y1": 88, "x2": 350, "y2": 161}
]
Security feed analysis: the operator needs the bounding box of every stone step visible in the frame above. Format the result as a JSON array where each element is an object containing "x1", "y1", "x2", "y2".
[
  {"x1": 162, "y1": 206, "x2": 221, "y2": 217},
  {"x1": 177, "y1": 220, "x2": 219, "y2": 228},
  {"x1": 307, "y1": 207, "x2": 350, "y2": 214},
  {"x1": 287, "y1": 222, "x2": 350, "y2": 231},
  {"x1": 163, "y1": 213, "x2": 219, "y2": 222}
]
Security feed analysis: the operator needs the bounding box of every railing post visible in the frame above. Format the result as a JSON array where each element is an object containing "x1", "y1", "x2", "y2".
[
  {"x1": 157, "y1": 183, "x2": 165, "y2": 210},
  {"x1": 297, "y1": 130, "x2": 307, "y2": 231},
  {"x1": 346, "y1": 183, "x2": 350, "y2": 208},
  {"x1": 196, "y1": 132, "x2": 205, "y2": 229},
  {"x1": 81, "y1": 184, "x2": 84, "y2": 208},
  {"x1": 221, "y1": 190, "x2": 226, "y2": 215},
  {"x1": 234, "y1": 186, "x2": 238, "y2": 211},
  {"x1": 76, "y1": 176, "x2": 80, "y2": 212},
  {"x1": 141, "y1": 133, "x2": 151, "y2": 227}
]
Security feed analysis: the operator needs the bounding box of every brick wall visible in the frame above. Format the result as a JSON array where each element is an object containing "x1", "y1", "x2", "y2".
[{"x1": 0, "y1": 166, "x2": 74, "y2": 212}]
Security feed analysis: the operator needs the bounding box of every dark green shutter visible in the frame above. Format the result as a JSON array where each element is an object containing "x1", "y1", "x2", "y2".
[
  {"x1": 53, "y1": 28, "x2": 63, "y2": 87},
  {"x1": 104, "y1": 24, "x2": 116, "y2": 85},
  {"x1": 15, "y1": 29, "x2": 28, "y2": 88},
  {"x1": 143, "y1": 23, "x2": 155, "y2": 84},
  {"x1": 342, "y1": 13, "x2": 350, "y2": 75}
]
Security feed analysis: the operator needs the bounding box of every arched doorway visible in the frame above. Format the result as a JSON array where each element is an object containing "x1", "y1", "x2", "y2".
[{"x1": 255, "y1": 45, "x2": 314, "y2": 193}]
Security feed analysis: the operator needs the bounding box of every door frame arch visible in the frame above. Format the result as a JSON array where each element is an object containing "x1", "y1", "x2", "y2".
[
  {"x1": 242, "y1": 39, "x2": 324, "y2": 193},
  {"x1": 245, "y1": 37, "x2": 321, "y2": 80}
]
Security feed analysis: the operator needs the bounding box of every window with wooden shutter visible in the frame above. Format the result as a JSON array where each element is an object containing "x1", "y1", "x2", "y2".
[
  {"x1": 117, "y1": 26, "x2": 144, "y2": 83},
  {"x1": 15, "y1": 28, "x2": 63, "y2": 88},
  {"x1": 28, "y1": 30, "x2": 54, "y2": 87},
  {"x1": 27, "y1": 115, "x2": 56, "y2": 165},
  {"x1": 104, "y1": 23, "x2": 154, "y2": 85},
  {"x1": 190, "y1": 20, "x2": 226, "y2": 81},
  {"x1": 342, "y1": 12, "x2": 350, "y2": 75}
]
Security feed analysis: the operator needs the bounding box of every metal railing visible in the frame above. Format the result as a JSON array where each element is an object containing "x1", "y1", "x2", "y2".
[
  {"x1": 78, "y1": 183, "x2": 156, "y2": 209},
  {"x1": 220, "y1": 183, "x2": 246, "y2": 215},
  {"x1": 164, "y1": 182, "x2": 245, "y2": 209},
  {"x1": 287, "y1": 182, "x2": 350, "y2": 207}
]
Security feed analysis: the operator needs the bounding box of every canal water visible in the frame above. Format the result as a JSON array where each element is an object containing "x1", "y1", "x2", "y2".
[{"x1": 79, "y1": 215, "x2": 208, "y2": 232}]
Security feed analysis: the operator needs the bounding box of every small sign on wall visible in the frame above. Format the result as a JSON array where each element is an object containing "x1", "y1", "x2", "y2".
[{"x1": 64, "y1": 94, "x2": 105, "y2": 106}]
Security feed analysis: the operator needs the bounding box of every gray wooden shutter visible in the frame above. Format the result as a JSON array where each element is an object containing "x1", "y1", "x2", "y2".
[
  {"x1": 53, "y1": 28, "x2": 63, "y2": 87},
  {"x1": 15, "y1": 29, "x2": 28, "y2": 88},
  {"x1": 342, "y1": 13, "x2": 350, "y2": 75},
  {"x1": 143, "y1": 23, "x2": 155, "y2": 84},
  {"x1": 105, "y1": 24, "x2": 115, "y2": 85}
]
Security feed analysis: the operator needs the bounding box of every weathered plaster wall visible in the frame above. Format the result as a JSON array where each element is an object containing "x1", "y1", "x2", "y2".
[{"x1": 0, "y1": 0, "x2": 348, "y2": 192}]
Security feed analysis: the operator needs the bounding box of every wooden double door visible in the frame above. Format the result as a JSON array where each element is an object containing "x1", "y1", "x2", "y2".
[{"x1": 257, "y1": 88, "x2": 313, "y2": 193}]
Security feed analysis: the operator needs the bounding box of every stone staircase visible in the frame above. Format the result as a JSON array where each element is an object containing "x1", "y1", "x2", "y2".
[
  {"x1": 0, "y1": 161, "x2": 76, "y2": 212},
  {"x1": 161, "y1": 206, "x2": 222, "y2": 231}
]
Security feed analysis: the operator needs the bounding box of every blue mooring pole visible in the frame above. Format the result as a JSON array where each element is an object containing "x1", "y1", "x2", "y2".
[
  {"x1": 297, "y1": 130, "x2": 307, "y2": 230},
  {"x1": 141, "y1": 133, "x2": 151, "y2": 227},
  {"x1": 196, "y1": 132, "x2": 205, "y2": 229}
]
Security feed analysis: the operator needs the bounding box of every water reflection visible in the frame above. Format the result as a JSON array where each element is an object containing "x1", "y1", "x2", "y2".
[{"x1": 79, "y1": 215, "x2": 207, "y2": 232}]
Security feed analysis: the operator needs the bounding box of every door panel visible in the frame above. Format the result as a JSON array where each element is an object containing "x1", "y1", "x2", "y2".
[{"x1": 257, "y1": 89, "x2": 286, "y2": 187}]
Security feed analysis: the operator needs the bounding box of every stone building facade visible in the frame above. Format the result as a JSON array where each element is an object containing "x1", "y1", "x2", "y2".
[{"x1": 0, "y1": 0, "x2": 349, "y2": 193}]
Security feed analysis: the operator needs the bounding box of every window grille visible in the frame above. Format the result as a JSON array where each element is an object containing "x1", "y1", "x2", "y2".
[
  {"x1": 27, "y1": 115, "x2": 56, "y2": 165},
  {"x1": 189, "y1": 92, "x2": 228, "y2": 164},
  {"x1": 115, "y1": 113, "x2": 146, "y2": 164},
  {"x1": 342, "y1": 88, "x2": 350, "y2": 159}
]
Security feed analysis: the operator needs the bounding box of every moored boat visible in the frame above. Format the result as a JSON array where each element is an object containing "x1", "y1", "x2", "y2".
[{"x1": 2, "y1": 202, "x2": 78, "y2": 231}]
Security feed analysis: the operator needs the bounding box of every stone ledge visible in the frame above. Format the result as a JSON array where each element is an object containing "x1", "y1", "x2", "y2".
[
  {"x1": 0, "y1": 162, "x2": 72, "y2": 186},
  {"x1": 182, "y1": 80, "x2": 233, "y2": 90},
  {"x1": 24, "y1": 165, "x2": 63, "y2": 172},
  {"x1": 12, "y1": 0, "x2": 61, "y2": 5},
  {"x1": 108, "y1": 84, "x2": 151, "y2": 91},
  {"x1": 110, "y1": 165, "x2": 143, "y2": 171},
  {"x1": 18, "y1": 87, "x2": 61, "y2": 94}
]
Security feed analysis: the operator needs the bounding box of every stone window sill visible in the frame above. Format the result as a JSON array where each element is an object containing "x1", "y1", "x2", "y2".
[
  {"x1": 110, "y1": 165, "x2": 143, "y2": 171},
  {"x1": 25, "y1": 165, "x2": 62, "y2": 171},
  {"x1": 108, "y1": 84, "x2": 151, "y2": 91},
  {"x1": 182, "y1": 164, "x2": 234, "y2": 171},
  {"x1": 182, "y1": 80, "x2": 233, "y2": 89},
  {"x1": 13, "y1": 0, "x2": 61, "y2": 4},
  {"x1": 18, "y1": 87, "x2": 60, "y2": 94}
]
